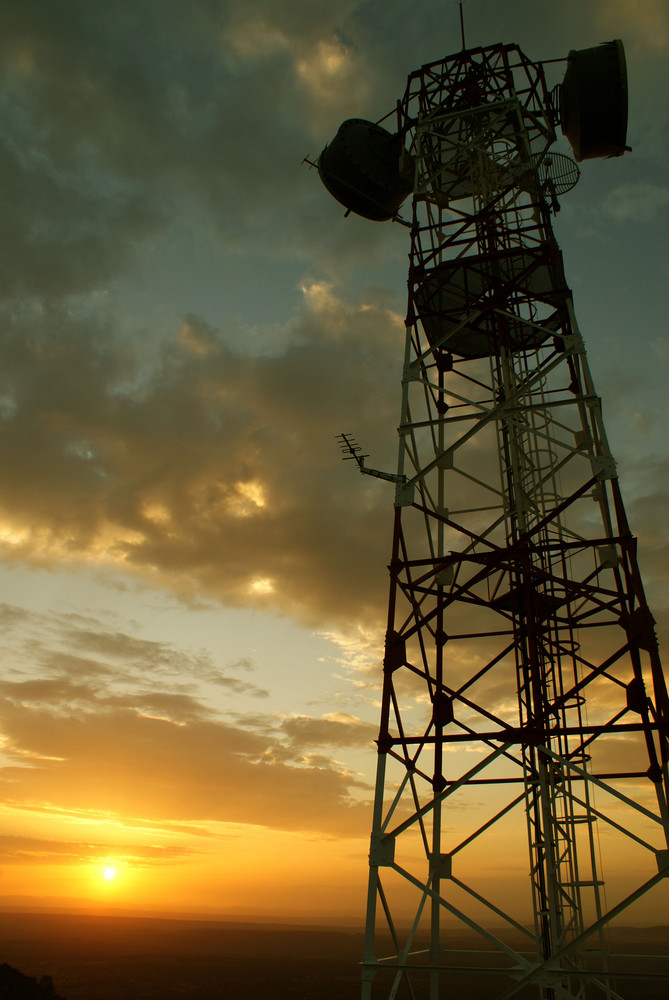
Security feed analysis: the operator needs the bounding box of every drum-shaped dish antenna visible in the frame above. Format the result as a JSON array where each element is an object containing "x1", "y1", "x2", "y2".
[
  {"x1": 318, "y1": 119, "x2": 414, "y2": 221},
  {"x1": 560, "y1": 39, "x2": 628, "y2": 161}
]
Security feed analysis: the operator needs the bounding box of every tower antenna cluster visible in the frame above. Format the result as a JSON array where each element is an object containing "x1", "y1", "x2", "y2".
[{"x1": 317, "y1": 35, "x2": 668, "y2": 1000}]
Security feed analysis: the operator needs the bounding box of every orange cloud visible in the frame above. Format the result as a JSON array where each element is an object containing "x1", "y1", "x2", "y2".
[{"x1": 0, "y1": 605, "x2": 371, "y2": 838}]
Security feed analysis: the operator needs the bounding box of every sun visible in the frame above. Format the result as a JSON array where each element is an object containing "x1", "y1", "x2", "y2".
[{"x1": 103, "y1": 866, "x2": 117, "y2": 881}]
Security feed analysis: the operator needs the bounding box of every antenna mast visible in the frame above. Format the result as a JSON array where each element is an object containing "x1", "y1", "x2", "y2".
[{"x1": 318, "y1": 37, "x2": 668, "y2": 1000}]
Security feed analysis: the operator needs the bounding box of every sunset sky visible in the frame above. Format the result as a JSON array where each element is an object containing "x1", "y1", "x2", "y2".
[{"x1": 0, "y1": 0, "x2": 667, "y2": 925}]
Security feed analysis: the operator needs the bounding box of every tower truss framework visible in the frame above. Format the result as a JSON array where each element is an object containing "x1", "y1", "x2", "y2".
[{"x1": 361, "y1": 43, "x2": 669, "y2": 1000}]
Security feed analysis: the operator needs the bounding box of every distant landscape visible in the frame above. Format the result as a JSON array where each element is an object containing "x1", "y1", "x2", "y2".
[
  {"x1": 1, "y1": 912, "x2": 667, "y2": 999},
  {"x1": 0, "y1": 912, "x2": 362, "y2": 1000}
]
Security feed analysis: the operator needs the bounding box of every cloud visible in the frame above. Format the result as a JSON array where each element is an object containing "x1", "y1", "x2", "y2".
[
  {"x1": 651, "y1": 338, "x2": 669, "y2": 363},
  {"x1": 0, "y1": 702, "x2": 369, "y2": 835},
  {"x1": 280, "y1": 711, "x2": 378, "y2": 749},
  {"x1": 601, "y1": 182, "x2": 669, "y2": 224},
  {"x1": 0, "y1": 0, "x2": 662, "y2": 639},
  {"x1": 596, "y1": 0, "x2": 669, "y2": 53},
  {"x1": 0, "y1": 603, "x2": 272, "y2": 702},
  {"x1": 0, "y1": 834, "x2": 196, "y2": 867},
  {"x1": 0, "y1": 0, "x2": 666, "y2": 869},
  {"x1": 0, "y1": 0, "x2": 388, "y2": 286},
  {"x1": 0, "y1": 283, "x2": 401, "y2": 628},
  {"x1": 0, "y1": 605, "x2": 368, "y2": 835}
]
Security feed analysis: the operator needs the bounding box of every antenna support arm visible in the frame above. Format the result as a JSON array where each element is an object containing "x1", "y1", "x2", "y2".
[{"x1": 336, "y1": 432, "x2": 407, "y2": 485}]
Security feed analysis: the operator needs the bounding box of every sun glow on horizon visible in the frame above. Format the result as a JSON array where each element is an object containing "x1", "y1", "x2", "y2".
[{"x1": 103, "y1": 866, "x2": 117, "y2": 880}]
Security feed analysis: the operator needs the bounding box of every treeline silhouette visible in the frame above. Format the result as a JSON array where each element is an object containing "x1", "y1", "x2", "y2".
[{"x1": 0, "y1": 963, "x2": 66, "y2": 1000}]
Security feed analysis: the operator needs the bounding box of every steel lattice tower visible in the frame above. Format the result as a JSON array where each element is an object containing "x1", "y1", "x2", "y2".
[{"x1": 318, "y1": 40, "x2": 669, "y2": 1000}]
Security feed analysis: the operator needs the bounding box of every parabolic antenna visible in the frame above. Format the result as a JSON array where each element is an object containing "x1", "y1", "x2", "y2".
[
  {"x1": 530, "y1": 151, "x2": 580, "y2": 196},
  {"x1": 318, "y1": 118, "x2": 414, "y2": 221},
  {"x1": 560, "y1": 39, "x2": 628, "y2": 161}
]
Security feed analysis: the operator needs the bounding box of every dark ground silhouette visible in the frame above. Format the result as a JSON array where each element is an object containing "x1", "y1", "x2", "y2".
[
  {"x1": 0, "y1": 962, "x2": 67, "y2": 999},
  {"x1": 0, "y1": 912, "x2": 667, "y2": 999},
  {"x1": 0, "y1": 913, "x2": 362, "y2": 1000}
]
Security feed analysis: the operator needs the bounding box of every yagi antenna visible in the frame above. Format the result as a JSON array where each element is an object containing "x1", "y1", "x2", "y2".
[
  {"x1": 336, "y1": 432, "x2": 367, "y2": 467},
  {"x1": 336, "y1": 433, "x2": 406, "y2": 485}
]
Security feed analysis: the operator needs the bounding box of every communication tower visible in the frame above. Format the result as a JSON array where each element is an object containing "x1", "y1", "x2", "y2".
[{"x1": 316, "y1": 37, "x2": 669, "y2": 1000}]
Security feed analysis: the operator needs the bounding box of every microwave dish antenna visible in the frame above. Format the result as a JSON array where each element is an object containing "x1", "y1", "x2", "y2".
[
  {"x1": 317, "y1": 118, "x2": 413, "y2": 221},
  {"x1": 560, "y1": 39, "x2": 629, "y2": 161}
]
